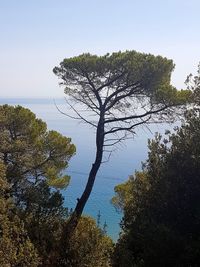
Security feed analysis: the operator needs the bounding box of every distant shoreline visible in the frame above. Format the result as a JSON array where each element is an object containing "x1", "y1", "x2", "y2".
[{"x1": 0, "y1": 97, "x2": 66, "y2": 105}]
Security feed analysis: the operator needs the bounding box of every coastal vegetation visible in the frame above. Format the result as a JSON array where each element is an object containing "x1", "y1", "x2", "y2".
[
  {"x1": 0, "y1": 105, "x2": 113, "y2": 266},
  {"x1": 112, "y1": 109, "x2": 200, "y2": 266},
  {"x1": 0, "y1": 57, "x2": 200, "y2": 266}
]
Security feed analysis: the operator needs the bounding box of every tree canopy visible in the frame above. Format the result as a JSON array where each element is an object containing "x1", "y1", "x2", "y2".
[
  {"x1": 54, "y1": 51, "x2": 191, "y2": 129},
  {"x1": 112, "y1": 109, "x2": 200, "y2": 266},
  {"x1": 0, "y1": 104, "x2": 75, "y2": 209},
  {"x1": 54, "y1": 50, "x2": 192, "y2": 233},
  {"x1": 0, "y1": 105, "x2": 76, "y2": 265},
  {"x1": 0, "y1": 105, "x2": 114, "y2": 266}
]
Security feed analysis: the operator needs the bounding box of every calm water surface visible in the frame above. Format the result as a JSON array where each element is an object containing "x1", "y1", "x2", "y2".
[{"x1": 0, "y1": 98, "x2": 175, "y2": 240}]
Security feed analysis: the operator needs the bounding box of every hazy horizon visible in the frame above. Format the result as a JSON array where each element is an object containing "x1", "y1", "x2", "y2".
[{"x1": 0, "y1": 0, "x2": 200, "y2": 98}]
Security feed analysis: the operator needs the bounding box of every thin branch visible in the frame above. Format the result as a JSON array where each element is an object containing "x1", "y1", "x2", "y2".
[
  {"x1": 97, "y1": 71, "x2": 126, "y2": 91},
  {"x1": 104, "y1": 81, "x2": 140, "y2": 108},
  {"x1": 101, "y1": 151, "x2": 112, "y2": 164},
  {"x1": 64, "y1": 98, "x2": 98, "y2": 128},
  {"x1": 54, "y1": 99, "x2": 97, "y2": 128},
  {"x1": 83, "y1": 72, "x2": 103, "y2": 107},
  {"x1": 103, "y1": 133, "x2": 130, "y2": 147},
  {"x1": 68, "y1": 94, "x2": 100, "y2": 115},
  {"x1": 54, "y1": 99, "x2": 83, "y2": 120},
  {"x1": 104, "y1": 105, "x2": 169, "y2": 124},
  {"x1": 82, "y1": 86, "x2": 99, "y2": 110},
  {"x1": 105, "y1": 86, "x2": 142, "y2": 111},
  {"x1": 104, "y1": 116, "x2": 152, "y2": 135}
]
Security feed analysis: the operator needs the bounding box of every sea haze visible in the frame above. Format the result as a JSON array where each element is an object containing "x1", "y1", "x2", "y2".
[{"x1": 0, "y1": 98, "x2": 176, "y2": 240}]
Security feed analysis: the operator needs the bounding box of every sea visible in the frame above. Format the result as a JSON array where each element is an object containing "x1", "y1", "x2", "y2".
[{"x1": 0, "y1": 98, "x2": 176, "y2": 241}]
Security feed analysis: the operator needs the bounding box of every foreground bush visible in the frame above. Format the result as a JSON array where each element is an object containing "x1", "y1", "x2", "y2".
[
  {"x1": 113, "y1": 110, "x2": 200, "y2": 266},
  {"x1": 0, "y1": 162, "x2": 40, "y2": 266}
]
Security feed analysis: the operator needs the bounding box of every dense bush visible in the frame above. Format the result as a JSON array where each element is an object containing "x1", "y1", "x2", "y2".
[
  {"x1": 0, "y1": 105, "x2": 113, "y2": 266},
  {"x1": 112, "y1": 110, "x2": 200, "y2": 266}
]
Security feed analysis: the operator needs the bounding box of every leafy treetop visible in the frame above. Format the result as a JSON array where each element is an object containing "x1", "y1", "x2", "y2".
[{"x1": 0, "y1": 105, "x2": 76, "y2": 208}]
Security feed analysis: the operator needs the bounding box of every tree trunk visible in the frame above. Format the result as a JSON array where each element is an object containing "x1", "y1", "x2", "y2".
[{"x1": 63, "y1": 113, "x2": 105, "y2": 238}]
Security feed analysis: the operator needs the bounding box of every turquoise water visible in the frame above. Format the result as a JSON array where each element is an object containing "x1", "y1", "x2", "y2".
[{"x1": 0, "y1": 98, "x2": 174, "y2": 240}]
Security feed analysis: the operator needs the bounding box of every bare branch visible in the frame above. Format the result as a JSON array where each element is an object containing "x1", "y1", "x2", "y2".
[
  {"x1": 64, "y1": 98, "x2": 98, "y2": 128},
  {"x1": 104, "y1": 81, "x2": 141, "y2": 109},
  {"x1": 79, "y1": 83, "x2": 100, "y2": 110},
  {"x1": 97, "y1": 71, "x2": 126, "y2": 91},
  {"x1": 54, "y1": 99, "x2": 82, "y2": 120},
  {"x1": 106, "y1": 87, "x2": 142, "y2": 111},
  {"x1": 103, "y1": 132, "x2": 130, "y2": 147},
  {"x1": 83, "y1": 72, "x2": 103, "y2": 107},
  {"x1": 68, "y1": 93, "x2": 100, "y2": 115},
  {"x1": 104, "y1": 105, "x2": 169, "y2": 124},
  {"x1": 54, "y1": 99, "x2": 97, "y2": 128},
  {"x1": 101, "y1": 151, "x2": 112, "y2": 164},
  {"x1": 104, "y1": 116, "x2": 152, "y2": 135}
]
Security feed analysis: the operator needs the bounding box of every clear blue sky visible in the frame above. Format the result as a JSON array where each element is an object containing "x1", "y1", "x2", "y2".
[{"x1": 0, "y1": 0, "x2": 200, "y2": 97}]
